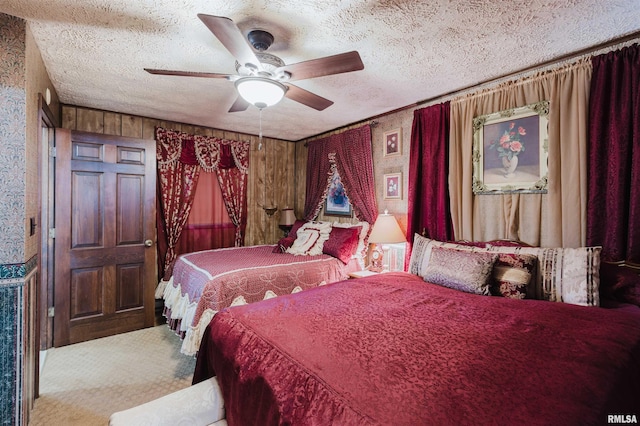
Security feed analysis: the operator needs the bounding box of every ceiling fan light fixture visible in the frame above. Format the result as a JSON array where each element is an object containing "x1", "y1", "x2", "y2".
[{"x1": 235, "y1": 77, "x2": 286, "y2": 108}]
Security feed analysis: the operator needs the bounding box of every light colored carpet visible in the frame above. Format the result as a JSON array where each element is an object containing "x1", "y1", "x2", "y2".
[{"x1": 29, "y1": 325, "x2": 196, "y2": 426}]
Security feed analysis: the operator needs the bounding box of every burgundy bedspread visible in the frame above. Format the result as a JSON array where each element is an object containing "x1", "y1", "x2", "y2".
[{"x1": 194, "y1": 272, "x2": 640, "y2": 425}]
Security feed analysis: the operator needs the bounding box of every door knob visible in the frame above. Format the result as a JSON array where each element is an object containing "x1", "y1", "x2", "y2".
[{"x1": 144, "y1": 239, "x2": 153, "y2": 247}]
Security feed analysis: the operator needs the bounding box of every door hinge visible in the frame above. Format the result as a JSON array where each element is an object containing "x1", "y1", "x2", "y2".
[
  {"x1": 48, "y1": 307, "x2": 54, "y2": 318},
  {"x1": 49, "y1": 147, "x2": 56, "y2": 157},
  {"x1": 49, "y1": 228, "x2": 55, "y2": 239}
]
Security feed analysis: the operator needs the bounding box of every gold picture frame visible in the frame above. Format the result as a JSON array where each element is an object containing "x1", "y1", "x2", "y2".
[
  {"x1": 383, "y1": 128, "x2": 402, "y2": 157},
  {"x1": 472, "y1": 101, "x2": 549, "y2": 194}
]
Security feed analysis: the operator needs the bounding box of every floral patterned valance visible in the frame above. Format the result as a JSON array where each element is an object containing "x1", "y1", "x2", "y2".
[{"x1": 156, "y1": 127, "x2": 249, "y2": 174}]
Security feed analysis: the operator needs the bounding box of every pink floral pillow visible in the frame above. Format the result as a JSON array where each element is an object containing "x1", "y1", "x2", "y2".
[
  {"x1": 322, "y1": 226, "x2": 361, "y2": 264},
  {"x1": 491, "y1": 253, "x2": 538, "y2": 299}
]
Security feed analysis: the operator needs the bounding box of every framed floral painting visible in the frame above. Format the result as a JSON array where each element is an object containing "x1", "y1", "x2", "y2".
[
  {"x1": 383, "y1": 128, "x2": 402, "y2": 157},
  {"x1": 383, "y1": 172, "x2": 402, "y2": 199},
  {"x1": 472, "y1": 101, "x2": 549, "y2": 194},
  {"x1": 324, "y1": 170, "x2": 352, "y2": 216}
]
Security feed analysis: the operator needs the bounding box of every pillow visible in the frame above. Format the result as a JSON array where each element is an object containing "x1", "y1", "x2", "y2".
[
  {"x1": 273, "y1": 219, "x2": 307, "y2": 253},
  {"x1": 272, "y1": 236, "x2": 296, "y2": 253},
  {"x1": 599, "y1": 263, "x2": 640, "y2": 307},
  {"x1": 408, "y1": 234, "x2": 487, "y2": 277},
  {"x1": 491, "y1": 253, "x2": 538, "y2": 299},
  {"x1": 486, "y1": 245, "x2": 602, "y2": 306},
  {"x1": 333, "y1": 221, "x2": 371, "y2": 260},
  {"x1": 323, "y1": 226, "x2": 361, "y2": 264},
  {"x1": 423, "y1": 246, "x2": 498, "y2": 295},
  {"x1": 286, "y1": 221, "x2": 332, "y2": 256},
  {"x1": 411, "y1": 235, "x2": 600, "y2": 307}
]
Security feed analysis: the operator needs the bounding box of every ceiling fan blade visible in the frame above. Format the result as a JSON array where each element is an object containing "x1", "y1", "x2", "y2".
[
  {"x1": 277, "y1": 51, "x2": 364, "y2": 82},
  {"x1": 284, "y1": 84, "x2": 334, "y2": 111},
  {"x1": 197, "y1": 14, "x2": 260, "y2": 69},
  {"x1": 228, "y1": 95, "x2": 250, "y2": 113},
  {"x1": 144, "y1": 68, "x2": 232, "y2": 79}
]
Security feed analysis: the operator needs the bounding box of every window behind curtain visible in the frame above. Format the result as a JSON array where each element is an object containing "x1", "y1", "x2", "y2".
[{"x1": 175, "y1": 171, "x2": 235, "y2": 256}]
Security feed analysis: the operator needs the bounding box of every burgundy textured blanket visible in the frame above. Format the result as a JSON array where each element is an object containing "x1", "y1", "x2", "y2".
[{"x1": 194, "y1": 272, "x2": 640, "y2": 425}]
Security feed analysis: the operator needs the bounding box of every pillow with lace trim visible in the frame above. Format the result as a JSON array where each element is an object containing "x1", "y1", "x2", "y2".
[
  {"x1": 286, "y1": 221, "x2": 332, "y2": 256},
  {"x1": 423, "y1": 246, "x2": 498, "y2": 295}
]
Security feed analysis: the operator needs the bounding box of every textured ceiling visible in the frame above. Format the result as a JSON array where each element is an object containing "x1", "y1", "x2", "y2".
[{"x1": 2, "y1": 0, "x2": 640, "y2": 141}]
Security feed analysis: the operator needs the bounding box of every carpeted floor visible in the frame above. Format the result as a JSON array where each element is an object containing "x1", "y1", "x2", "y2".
[{"x1": 29, "y1": 325, "x2": 196, "y2": 425}]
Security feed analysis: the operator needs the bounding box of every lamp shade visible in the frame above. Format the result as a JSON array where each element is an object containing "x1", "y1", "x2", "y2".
[
  {"x1": 368, "y1": 210, "x2": 405, "y2": 244},
  {"x1": 235, "y1": 77, "x2": 286, "y2": 108},
  {"x1": 279, "y1": 208, "x2": 296, "y2": 227}
]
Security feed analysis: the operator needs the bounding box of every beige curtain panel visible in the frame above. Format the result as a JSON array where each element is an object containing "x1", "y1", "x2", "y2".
[{"x1": 449, "y1": 59, "x2": 592, "y2": 248}]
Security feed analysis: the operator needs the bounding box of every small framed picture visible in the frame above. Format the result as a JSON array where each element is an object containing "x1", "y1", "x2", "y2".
[
  {"x1": 383, "y1": 128, "x2": 402, "y2": 157},
  {"x1": 383, "y1": 173, "x2": 402, "y2": 199}
]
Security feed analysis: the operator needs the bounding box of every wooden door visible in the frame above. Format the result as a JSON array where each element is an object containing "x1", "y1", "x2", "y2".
[{"x1": 53, "y1": 129, "x2": 157, "y2": 346}]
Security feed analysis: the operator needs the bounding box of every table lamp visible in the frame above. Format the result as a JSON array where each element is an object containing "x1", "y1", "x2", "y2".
[
  {"x1": 367, "y1": 210, "x2": 406, "y2": 272},
  {"x1": 278, "y1": 208, "x2": 296, "y2": 236}
]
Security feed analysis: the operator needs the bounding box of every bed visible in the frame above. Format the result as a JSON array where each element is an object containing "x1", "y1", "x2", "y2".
[
  {"x1": 193, "y1": 237, "x2": 640, "y2": 425},
  {"x1": 159, "y1": 220, "x2": 368, "y2": 355}
]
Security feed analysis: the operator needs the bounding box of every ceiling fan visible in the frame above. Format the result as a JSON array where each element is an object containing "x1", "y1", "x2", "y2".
[{"x1": 145, "y1": 14, "x2": 365, "y2": 112}]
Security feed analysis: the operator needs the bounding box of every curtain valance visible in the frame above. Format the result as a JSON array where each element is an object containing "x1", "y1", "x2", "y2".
[
  {"x1": 156, "y1": 127, "x2": 249, "y2": 173},
  {"x1": 155, "y1": 126, "x2": 249, "y2": 278}
]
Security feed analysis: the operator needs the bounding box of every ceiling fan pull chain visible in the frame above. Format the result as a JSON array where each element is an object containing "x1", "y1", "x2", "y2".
[{"x1": 258, "y1": 108, "x2": 263, "y2": 151}]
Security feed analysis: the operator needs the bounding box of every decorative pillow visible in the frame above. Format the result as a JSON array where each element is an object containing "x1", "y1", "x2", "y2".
[
  {"x1": 599, "y1": 262, "x2": 640, "y2": 307},
  {"x1": 272, "y1": 236, "x2": 296, "y2": 253},
  {"x1": 286, "y1": 221, "x2": 332, "y2": 256},
  {"x1": 323, "y1": 226, "x2": 361, "y2": 264},
  {"x1": 423, "y1": 246, "x2": 498, "y2": 295},
  {"x1": 273, "y1": 219, "x2": 307, "y2": 253},
  {"x1": 408, "y1": 234, "x2": 487, "y2": 277},
  {"x1": 332, "y1": 221, "x2": 371, "y2": 259},
  {"x1": 491, "y1": 253, "x2": 538, "y2": 299},
  {"x1": 486, "y1": 245, "x2": 602, "y2": 306}
]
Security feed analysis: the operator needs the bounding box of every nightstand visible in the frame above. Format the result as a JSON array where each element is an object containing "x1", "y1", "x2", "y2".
[{"x1": 348, "y1": 270, "x2": 380, "y2": 279}]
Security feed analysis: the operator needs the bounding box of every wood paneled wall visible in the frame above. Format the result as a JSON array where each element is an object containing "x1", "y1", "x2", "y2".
[{"x1": 61, "y1": 105, "x2": 297, "y2": 246}]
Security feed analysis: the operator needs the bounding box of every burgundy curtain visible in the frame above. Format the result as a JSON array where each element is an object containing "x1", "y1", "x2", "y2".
[
  {"x1": 156, "y1": 127, "x2": 250, "y2": 279},
  {"x1": 406, "y1": 102, "x2": 453, "y2": 267},
  {"x1": 156, "y1": 132, "x2": 201, "y2": 279},
  {"x1": 304, "y1": 125, "x2": 377, "y2": 223},
  {"x1": 587, "y1": 44, "x2": 640, "y2": 265}
]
